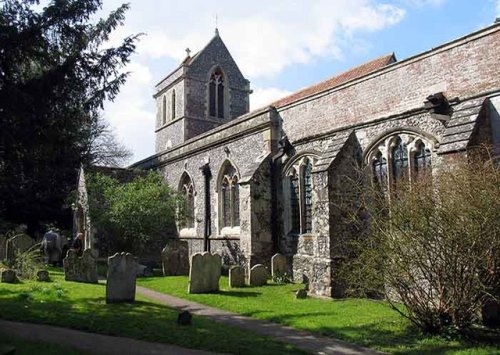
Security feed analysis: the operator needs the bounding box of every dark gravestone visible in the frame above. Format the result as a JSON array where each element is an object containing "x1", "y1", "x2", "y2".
[
  {"x1": 106, "y1": 252, "x2": 137, "y2": 304},
  {"x1": 63, "y1": 249, "x2": 98, "y2": 283},
  {"x1": 37, "y1": 270, "x2": 50, "y2": 282},
  {"x1": 1, "y1": 269, "x2": 16, "y2": 283},
  {"x1": 295, "y1": 289, "x2": 308, "y2": 299},
  {"x1": 162, "y1": 239, "x2": 189, "y2": 276},
  {"x1": 177, "y1": 310, "x2": 192, "y2": 326}
]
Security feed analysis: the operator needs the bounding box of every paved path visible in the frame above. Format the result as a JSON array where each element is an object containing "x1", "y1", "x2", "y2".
[
  {"x1": 0, "y1": 319, "x2": 214, "y2": 355},
  {"x1": 137, "y1": 286, "x2": 381, "y2": 355}
]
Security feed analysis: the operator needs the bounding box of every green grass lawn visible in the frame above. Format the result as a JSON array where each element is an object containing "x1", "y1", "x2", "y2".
[
  {"x1": 138, "y1": 276, "x2": 500, "y2": 355},
  {"x1": 0, "y1": 269, "x2": 304, "y2": 355}
]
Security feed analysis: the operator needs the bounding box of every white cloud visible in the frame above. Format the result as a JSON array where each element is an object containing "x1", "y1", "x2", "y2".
[
  {"x1": 251, "y1": 87, "x2": 293, "y2": 110},
  {"x1": 96, "y1": 1, "x2": 414, "y2": 161}
]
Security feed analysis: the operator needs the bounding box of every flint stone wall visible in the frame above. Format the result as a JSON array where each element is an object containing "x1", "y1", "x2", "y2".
[
  {"x1": 63, "y1": 249, "x2": 98, "y2": 283},
  {"x1": 162, "y1": 239, "x2": 189, "y2": 276},
  {"x1": 106, "y1": 252, "x2": 137, "y2": 303},
  {"x1": 188, "y1": 252, "x2": 221, "y2": 293}
]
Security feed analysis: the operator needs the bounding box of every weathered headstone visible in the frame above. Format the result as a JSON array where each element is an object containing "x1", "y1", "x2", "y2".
[
  {"x1": 63, "y1": 249, "x2": 98, "y2": 283},
  {"x1": 1, "y1": 269, "x2": 16, "y2": 283},
  {"x1": 6, "y1": 234, "x2": 33, "y2": 262},
  {"x1": 229, "y1": 265, "x2": 245, "y2": 287},
  {"x1": 106, "y1": 252, "x2": 137, "y2": 304},
  {"x1": 295, "y1": 289, "x2": 308, "y2": 299},
  {"x1": 37, "y1": 270, "x2": 50, "y2": 282},
  {"x1": 162, "y1": 239, "x2": 189, "y2": 276},
  {"x1": 188, "y1": 252, "x2": 221, "y2": 294},
  {"x1": 271, "y1": 253, "x2": 288, "y2": 278},
  {"x1": 177, "y1": 310, "x2": 192, "y2": 326},
  {"x1": 0, "y1": 235, "x2": 6, "y2": 261},
  {"x1": 249, "y1": 264, "x2": 269, "y2": 286}
]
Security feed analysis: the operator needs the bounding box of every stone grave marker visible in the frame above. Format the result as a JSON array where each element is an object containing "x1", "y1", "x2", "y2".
[
  {"x1": 271, "y1": 253, "x2": 288, "y2": 278},
  {"x1": 162, "y1": 239, "x2": 189, "y2": 276},
  {"x1": 6, "y1": 234, "x2": 33, "y2": 262},
  {"x1": 249, "y1": 264, "x2": 269, "y2": 286},
  {"x1": 63, "y1": 249, "x2": 98, "y2": 283},
  {"x1": 106, "y1": 252, "x2": 137, "y2": 304},
  {"x1": 37, "y1": 270, "x2": 50, "y2": 282},
  {"x1": 295, "y1": 289, "x2": 308, "y2": 299},
  {"x1": 0, "y1": 235, "x2": 6, "y2": 261},
  {"x1": 1, "y1": 269, "x2": 16, "y2": 283},
  {"x1": 188, "y1": 252, "x2": 221, "y2": 294},
  {"x1": 229, "y1": 265, "x2": 245, "y2": 287}
]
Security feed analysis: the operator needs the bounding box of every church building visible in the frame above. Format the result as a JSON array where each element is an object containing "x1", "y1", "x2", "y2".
[{"x1": 130, "y1": 23, "x2": 500, "y2": 297}]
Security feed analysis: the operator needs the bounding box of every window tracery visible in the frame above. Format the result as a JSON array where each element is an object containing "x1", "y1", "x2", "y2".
[
  {"x1": 179, "y1": 173, "x2": 195, "y2": 229},
  {"x1": 209, "y1": 68, "x2": 225, "y2": 118},
  {"x1": 219, "y1": 162, "x2": 239, "y2": 228}
]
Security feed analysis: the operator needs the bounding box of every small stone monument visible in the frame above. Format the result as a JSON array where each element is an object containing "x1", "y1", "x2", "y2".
[
  {"x1": 63, "y1": 249, "x2": 98, "y2": 283},
  {"x1": 177, "y1": 310, "x2": 192, "y2": 326},
  {"x1": 271, "y1": 253, "x2": 288, "y2": 278},
  {"x1": 162, "y1": 239, "x2": 189, "y2": 276},
  {"x1": 37, "y1": 270, "x2": 50, "y2": 282},
  {"x1": 1, "y1": 269, "x2": 16, "y2": 283},
  {"x1": 6, "y1": 234, "x2": 33, "y2": 262},
  {"x1": 249, "y1": 264, "x2": 269, "y2": 286},
  {"x1": 188, "y1": 252, "x2": 221, "y2": 294},
  {"x1": 229, "y1": 265, "x2": 245, "y2": 287},
  {"x1": 295, "y1": 289, "x2": 308, "y2": 299},
  {"x1": 106, "y1": 252, "x2": 137, "y2": 304}
]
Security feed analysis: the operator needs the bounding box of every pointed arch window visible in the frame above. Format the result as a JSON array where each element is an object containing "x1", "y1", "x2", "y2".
[
  {"x1": 391, "y1": 137, "x2": 408, "y2": 182},
  {"x1": 219, "y1": 163, "x2": 239, "y2": 228},
  {"x1": 209, "y1": 68, "x2": 224, "y2": 119},
  {"x1": 171, "y1": 90, "x2": 176, "y2": 120},
  {"x1": 286, "y1": 156, "x2": 316, "y2": 235},
  {"x1": 414, "y1": 141, "x2": 432, "y2": 178},
  {"x1": 162, "y1": 96, "x2": 167, "y2": 125},
  {"x1": 179, "y1": 173, "x2": 195, "y2": 229},
  {"x1": 373, "y1": 151, "x2": 387, "y2": 192}
]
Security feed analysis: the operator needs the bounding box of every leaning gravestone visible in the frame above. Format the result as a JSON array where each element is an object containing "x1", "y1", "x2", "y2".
[
  {"x1": 162, "y1": 239, "x2": 189, "y2": 276},
  {"x1": 6, "y1": 234, "x2": 33, "y2": 262},
  {"x1": 188, "y1": 252, "x2": 221, "y2": 294},
  {"x1": 63, "y1": 249, "x2": 98, "y2": 283},
  {"x1": 1, "y1": 269, "x2": 16, "y2": 283},
  {"x1": 106, "y1": 252, "x2": 137, "y2": 304},
  {"x1": 271, "y1": 253, "x2": 288, "y2": 278},
  {"x1": 229, "y1": 265, "x2": 245, "y2": 288},
  {"x1": 249, "y1": 264, "x2": 269, "y2": 286}
]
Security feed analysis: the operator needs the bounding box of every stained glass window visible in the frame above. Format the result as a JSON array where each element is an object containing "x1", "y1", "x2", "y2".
[
  {"x1": 290, "y1": 169, "x2": 300, "y2": 233},
  {"x1": 373, "y1": 151, "x2": 387, "y2": 191},
  {"x1": 303, "y1": 160, "x2": 313, "y2": 233},
  {"x1": 179, "y1": 174, "x2": 195, "y2": 228},
  {"x1": 220, "y1": 163, "x2": 239, "y2": 228}
]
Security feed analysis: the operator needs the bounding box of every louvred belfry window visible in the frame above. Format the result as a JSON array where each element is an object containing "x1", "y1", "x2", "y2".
[{"x1": 209, "y1": 68, "x2": 224, "y2": 119}]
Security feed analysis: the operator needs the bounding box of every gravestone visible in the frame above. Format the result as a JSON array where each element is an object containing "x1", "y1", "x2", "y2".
[
  {"x1": 249, "y1": 264, "x2": 269, "y2": 286},
  {"x1": 177, "y1": 311, "x2": 192, "y2": 326},
  {"x1": 188, "y1": 252, "x2": 221, "y2": 294},
  {"x1": 106, "y1": 252, "x2": 137, "y2": 304},
  {"x1": 1, "y1": 269, "x2": 16, "y2": 283},
  {"x1": 6, "y1": 234, "x2": 33, "y2": 262},
  {"x1": 63, "y1": 249, "x2": 98, "y2": 283},
  {"x1": 162, "y1": 239, "x2": 189, "y2": 276},
  {"x1": 295, "y1": 289, "x2": 308, "y2": 299},
  {"x1": 0, "y1": 235, "x2": 6, "y2": 261},
  {"x1": 229, "y1": 265, "x2": 245, "y2": 287},
  {"x1": 37, "y1": 270, "x2": 50, "y2": 282},
  {"x1": 271, "y1": 253, "x2": 288, "y2": 277}
]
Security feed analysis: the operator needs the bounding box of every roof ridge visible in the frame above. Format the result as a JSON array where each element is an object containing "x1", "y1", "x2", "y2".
[{"x1": 273, "y1": 53, "x2": 395, "y2": 108}]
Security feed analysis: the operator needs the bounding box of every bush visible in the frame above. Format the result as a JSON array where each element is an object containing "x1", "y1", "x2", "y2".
[
  {"x1": 10, "y1": 244, "x2": 45, "y2": 280},
  {"x1": 342, "y1": 155, "x2": 500, "y2": 334}
]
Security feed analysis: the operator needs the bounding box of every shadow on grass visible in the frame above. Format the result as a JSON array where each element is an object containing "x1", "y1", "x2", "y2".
[{"x1": 218, "y1": 290, "x2": 261, "y2": 297}]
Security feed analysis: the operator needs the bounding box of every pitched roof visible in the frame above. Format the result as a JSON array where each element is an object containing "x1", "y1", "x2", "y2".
[
  {"x1": 273, "y1": 54, "x2": 396, "y2": 108},
  {"x1": 312, "y1": 130, "x2": 353, "y2": 173}
]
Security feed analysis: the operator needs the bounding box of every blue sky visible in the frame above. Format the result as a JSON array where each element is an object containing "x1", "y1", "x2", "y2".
[{"x1": 98, "y1": 0, "x2": 499, "y2": 163}]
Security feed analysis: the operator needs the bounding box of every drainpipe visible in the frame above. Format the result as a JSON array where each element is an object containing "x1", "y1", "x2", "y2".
[{"x1": 200, "y1": 163, "x2": 212, "y2": 252}]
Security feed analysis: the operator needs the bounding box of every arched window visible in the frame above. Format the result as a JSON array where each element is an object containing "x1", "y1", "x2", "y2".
[
  {"x1": 413, "y1": 141, "x2": 431, "y2": 178},
  {"x1": 391, "y1": 137, "x2": 408, "y2": 182},
  {"x1": 171, "y1": 90, "x2": 176, "y2": 120},
  {"x1": 209, "y1": 68, "x2": 224, "y2": 119},
  {"x1": 162, "y1": 96, "x2": 167, "y2": 125},
  {"x1": 179, "y1": 173, "x2": 195, "y2": 229},
  {"x1": 286, "y1": 156, "x2": 316, "y2": 235},
  {"x1": 219, "y1": 162, "x2": 239, "y2": 228},
  {"x1": 366, "y1": 132, "x2": 434, "y2": 194}
]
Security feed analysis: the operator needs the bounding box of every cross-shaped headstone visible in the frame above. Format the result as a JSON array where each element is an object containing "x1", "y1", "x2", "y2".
[{"x1": 185, "y1": 48, "x2": 191, "y2": 57}]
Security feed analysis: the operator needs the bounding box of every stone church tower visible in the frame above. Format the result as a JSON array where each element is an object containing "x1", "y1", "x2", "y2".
[{"x1": 154, "y1": 29, "x2": 251, "y2": 152}]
